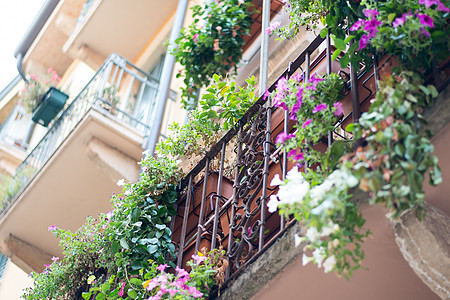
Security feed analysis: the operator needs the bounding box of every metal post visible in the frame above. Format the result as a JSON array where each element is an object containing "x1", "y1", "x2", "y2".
[
  {"x1": 144, "y1": 0, "x2": 190, "y2": 154},
  {"x1": 259, "y1": 0, "x2": 270, "y2": 96},
  {"x1": 211, "y1": 143, "x2": 226, "y2": 250}
]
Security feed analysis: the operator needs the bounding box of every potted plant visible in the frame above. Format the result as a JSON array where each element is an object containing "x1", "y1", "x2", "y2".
[
  {"x1": 172, "y1": 0, "x2": 253, "y2": 109},
  {"x1": 20, "y1": 68, "x2": 68, "y2": 127}
]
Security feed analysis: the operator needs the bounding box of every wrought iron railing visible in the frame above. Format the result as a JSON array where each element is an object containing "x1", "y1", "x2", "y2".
[
  {"x1": 171, "y1": 34, "x2": 388, "y2": 289},
  {"x1": 0, "y1": 53, "x2": 157, "y2": 217}
]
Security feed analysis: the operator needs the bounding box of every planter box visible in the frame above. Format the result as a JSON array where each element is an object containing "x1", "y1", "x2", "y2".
[{"x1": 32, "y1": 87, "x2": 69, "y2": 127}]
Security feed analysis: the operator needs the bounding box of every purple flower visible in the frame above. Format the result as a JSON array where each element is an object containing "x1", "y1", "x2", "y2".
[
  {"x1": 333, "y1": 102, "x2": 344, "y2": 116},
  {"x1": 247, "y1": 227, "x2": 252, "y2": 236},
  {"x1": 302, "y1": 119, "x2": 312, "y2": 128},
  {"x1": 419, "y1": 26, "x2": 431, "y2": 37},
  {"x1": 419, "y1": 0, "x2": 438, "y2": 8},
  {"x1": 48, "y1": 225, "x2": 58, "y2": 231},
  {"x1": 156, "y1": 264, "x2": 168, "y2": 272},
  {"x1": 44, "y1": 264, "x2": 51, "y2": 268},
  {"x1": 437, "y1": 1, "x2": 450, "y2": 12},
  {"x1": 276, "y1": 132, "x2": 295, "y2": 144},
  {"x1": 358, "y1": 34, "x2": 370, "y2": 50},
  {"x1": 51, "y1": 256, "x2": 59, "y2": 262},
  {"x1": 273, "y1": 94, "x2": 288, "y2": 110},
  {"x1": 312, "y1": 103, "x2": 327, "y2": 114},
  {"x1": 417, "y1": 14, "x2": 434, "y2": 28},
  {"x1": 266, "y1": 21, "x2": 281, "y2": 35},
  {"x1": 364, "y1": 9, "x2": 380, "y2": 19},
  {"x1": 263, "y1": 89, "x2": 270, "y2": 100},
  {"x1": 364, "y1": 19, "x2": 383, "y2": 33},
  {"x1": 176, "y1": 266, "x2": 189, "y2": 278},
  {"x1": 287, "y1": 150, "x2": 304, "y2": 162},
  {"x1": 350, "y1": 19, "x2": 365, "y2": 31},
  {"x1": 291, "y1": 72, "x2": 303, "y2": 82},
  {"x1": 308, "y1": 73, "x2": 324, "y2": 86},
  {"x1": 393, "y1": 16, "x2": 406, "y2": 27},
  {"x1": 276, "y1": 77, "x2": 288, "y2": 94}
]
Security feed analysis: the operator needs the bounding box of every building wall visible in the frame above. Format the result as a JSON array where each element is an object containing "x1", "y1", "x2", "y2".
[{"x1": 0, "y1": 260, "x2": 33, "y2": 299}]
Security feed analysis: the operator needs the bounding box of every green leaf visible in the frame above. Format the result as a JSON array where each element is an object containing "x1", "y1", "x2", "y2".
[
  {"x1": 120, "y1": 238, "x2": 130, "y2": 250},
  {"x1": 345, "y1": 123, "x2": 354, "y2": 132},
  {"x1": 147, "y1": 244, "x2": 158, "y2": 254},
  {"x1": 388, "y1": 13, "x2": 396, "y2": 23},
  {"x1": 130, "y1": 278, "x2": 143, "y2": 286},
  {"x1": 213, "y1": 74, "x2": 220, "y2": 82},
  {"x1": 96, "y1": 293, "x2": 106, "y2": 300},
  {"x1": 82, "y1": 292, "x2": 92, "y2": 300},
  {"x1": 344, "y1": 35, "x2": 355, "y2": 44},
  {"x1": 112, "y1": 241, "x2": 120, "y2": 253},
  {"x1": 101, "y1": 283, "x2": 111, "y2": 293},
  {"x1": 333, "y1": 37, "x2": 346, "y2": 50},
  {"x1": 332, "y1": 49, "x2": 342, "y2": 61},
  {"x1": 128, "y1": 289, "x2": 138, "y2": 299},
  {"x1": 320, "y1": 28, "x2": 329, "y2": 38}
]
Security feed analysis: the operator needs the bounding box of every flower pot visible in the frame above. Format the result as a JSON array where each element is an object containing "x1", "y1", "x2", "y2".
[{"x1": 32, "y1": 87, "x2": 68, "y2": 127}]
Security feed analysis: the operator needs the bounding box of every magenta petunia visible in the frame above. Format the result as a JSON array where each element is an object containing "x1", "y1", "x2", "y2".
[
  {"x1": 364, "y1": 9, "x2": 380, "y2": 19},
  {"x1": 333, "y1": 102, "x2": 344, "y2": 116},
  {"x1": 417, "y1": 14, "x2": 434, "y2": 28},
  {"x1": 302, "y1": 119, "x2": 312, "y2": 128},
  {"x1": 287, "y1": 150, "x2": 304, "y2": 162},
  {"x1": 358, "y1": 34, "x2": 370, "y2": 50},
  {"x1": 350, "y1": 19, "x2": 365, "y2": 31},
  {"x1": 419, "y1": 0, "x2": 438, "y2": 8},
  {"x1": 291, "y1": 72, "x2": 303, "y2": 82},
  {"x1": 273, "y1": 94, "x2": 288, "y2": 110},
  {"x1": 312, "y1": 103, "x2": 327, "y2": 114},
  {"x1": 263, "y1": 89, "x2": 270, "y2": 100},
  {"x1": 156, "y1": 264, "x2": 168, "y2": 272},
  {"x1": 266, "y1": 21, "x2": 281, "y2": 35},
  {"x1": 437, "y1": 1, "x2": 450, "y2": 12},
  {"x1": 419, "y1": 26, "x2": 431, "y2": 37},
  {"x1": 276, "y1": 132, "x2": 295, "y2": 144}
]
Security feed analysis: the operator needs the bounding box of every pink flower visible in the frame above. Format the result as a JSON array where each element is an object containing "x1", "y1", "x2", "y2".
[
  {"x1": 51, "y1": 256, "x2": 59, "y2": 262},
  {"x1": 192, "y1": 254, "x2": 207, "y2": 264},
  {"x1": 273, "y1": 94, "x2": 288, "y2": 110},
  {"x1": 47, "y1": 68, "x2": 53, "y2": 73},
  {"x1": 358, "y1": 34, "x2": 370, "y2": 50},
  {"x1": 419, "y1": 0, "x2": 437, "y2": 8},
  {"x1": 216, "y1": 26, "x2": 222, "y2": 33},
  {"x1": 263, "y1": 89, "x2": 270, "y2": 100},
  {"x1": 291, "y1": 72, "x2": 303, "y2": 82},
  {"x1": 287, "y1": 150, "x2": 304, "y2": 162},
  {"x1": 333, "y1": 102, "x2": 344, "y2": 116},
  {"x1": 48, "y1": 225, "x2": 58, "y2": 231},
  {"x1": 193, "y1": 33, "x2": 199, "y2": 43},
  {"x1": 350, "y1": 19, "x2": 365, "y2": 31},
  {"x1": 393, "y1": 16, "x2": 406, "y2": 27},
  {"x1": 417, "y1": 14, "x2": 434, "y2": 28},
  {"x1": 276, "y1": 77, "x2": 288, "y2": 93},
  {"x1": 186, "y1": 286, "x2": 203, "y2": 298},
  {"x1": 176, "y1": 266, "x2": 189, "y2": 278},
  {"x1": 419, "y1": 26, "x2": 431, "y2": 37},
  {"x1": 302, "y1": 119, "x2": 312, "y2": 128},
  {"x1": 437, "y1": 1, "x2": 449, "y2": 12},
  {"x1": 364, "y1": 19, "x2": 383, "y2": 34},
  {"x1": 312, "y1": 103, "x2": 327, "y2": 114},
  {"x1": 275, "y1": 132, "x2": 295, "y2": 144},
  {"x1": 266, "y1": 21, "x2": 281, "y2": 35},
  {"x1": 363, "y1": 9, "x2": 380, "y2": 19},
  {"x1": 119, "y1": 282, "x2": 126, "y2": 297},
  {"x1": 44, "y1": 264, "x2": 51, "y2": 268},
  {"x1": 156, "y1": 264, "x2": 168, "y2": 272},
  {"x1": 146, "y1": 279, "x2": 158, "y2": 291}
]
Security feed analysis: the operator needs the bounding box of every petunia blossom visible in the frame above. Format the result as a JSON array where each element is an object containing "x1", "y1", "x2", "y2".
[
  {"x1": 333, "y1": 102, "x2": 344, "y2": 116},
  {"x1": 192, "y1": 253, "x2": 207, "y2": 264},
  {"x1": 156, "y1": 264, "x2": 168, "y2": 272},
  {"x1": 275, "y1": 132, "x2": 295, "y2": 144},
  {"x1": 419, "y1": 26, "x2": 431, "y2": 37},
  {"x1": 419, "y1": 0, "x2": 437, "y2": 8},
  {"x1": 350, "y1": 19, "x2": 365, "y2": 31},
  {"x1": 417, "y1": 14, "x2": 434, "y2": 28},
  {"x1": 358, "y1": 34, "x2": 370, "y2": 50},
  {"x1": 312, "y1": 103, "x2": 327, "y2": 114},
  {"x1": 266, "y1": 21, "x2": 281, "y2": 35},
  {"x1": 48, "y1": 225, "x2": 58, "y2": 231},
  {"x1": 363, "y1": 9, "x2": 380, "y2": 19},
  {"x1": 302, "y1": 119, "x2": 312, "y2": 128},
  {"x1": 437, "y1": 1, "x2": 450, "y2": 12},
  {"x1": 267, "y1": 195, "x2": 279, "y2": 213}
]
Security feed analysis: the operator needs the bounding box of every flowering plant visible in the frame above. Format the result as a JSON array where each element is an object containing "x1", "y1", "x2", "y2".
[
  {"x1": 269, "y1": 72, "x2": 345, "y2": 167},
  {"x1": 172, "y1": 0, "x2": 253, "y2": 109},
  {"x1": 20, "y1": 68, "x2": 62, "y2": 113}
]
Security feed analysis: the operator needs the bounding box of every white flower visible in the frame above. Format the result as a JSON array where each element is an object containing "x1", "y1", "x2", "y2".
[
  {"x1": 320, "y1": 222, "x2": 339, "y2": 237},
  {"x1": 267, "y1": 195, "x2": 279, "y2": 213},
  {"x1": 294, "y1": 234, "x2": 306, "y2": 247},
  {"x1": 116, "y1": 179, "x2": 125, "y2": 186},
  {"x1": 270, "y1": 174, "x2": 284, "y2": 186},
  {"x1": 302, "y1": 253, "x2": 314, "y2": 266},
  {"x1": 312, "y1": 247, "x2": 326, "y2": 268},
  {"x1": 305, "y1": 226, "x2": 321, "y2": 242},
  {"x1": 310, "y1": 198, "x2": 334, "y2": 215},
  {"x1": 323, "y1": 255, "x2": 337, "y2": 273},
  {"x1": 142, "y1": 150, "x2": 150, "y2": 157}
]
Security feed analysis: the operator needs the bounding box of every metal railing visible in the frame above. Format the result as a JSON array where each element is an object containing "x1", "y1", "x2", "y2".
[
  {"x1": 171, "y1": 34, "x2": 385, "y2": 289},
  {"x1": 0, "y1": 53, "x2": 157, "y2": 217}
]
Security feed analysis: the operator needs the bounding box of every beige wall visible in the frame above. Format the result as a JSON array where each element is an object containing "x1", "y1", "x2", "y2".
[{"x1": 0, "y1": 260, "x2": 33, "y2": 299}]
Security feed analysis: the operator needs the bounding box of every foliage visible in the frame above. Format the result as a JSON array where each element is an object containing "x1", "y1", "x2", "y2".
[
  {"x1": 172, "y1": 0, "x2": 253, "y2": 109},
  {"x1": 270, "y1": 72, "x2": 345, "y2": 167},
  {"x1": 20, "y1": 68, "x2": 62, "y2": 113},
  {"x1": 0, "y1": 167, "x2": 35, "y2": 209},
  {"x1": 349, "y1": 71, "x2": 441, "y2": 218}
]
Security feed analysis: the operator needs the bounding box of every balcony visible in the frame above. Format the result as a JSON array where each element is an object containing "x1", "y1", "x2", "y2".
[
  {"x1": 171, "y1": 35, "x2": 449, "y2": 298},
  {"x1": 0, "y1": 54, "x2": 159, "y2": 273},
  {"x1": 63, "y1": 0, "x2": 178, "y2": 67}
]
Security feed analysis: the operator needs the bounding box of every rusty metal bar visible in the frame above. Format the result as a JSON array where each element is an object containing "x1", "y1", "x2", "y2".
[
  {"x1": 259, "y1": 94, "x2": 272, "y2": 251},
  {"x1": 211, "y1": 142, "x2": 226, "y2": 250},
  {"x1": 195, "y1": 158, "x2": 210, "y2": 252},
  {"x1": 177, "y1": 174, "x2": 193, "y2": 267}
]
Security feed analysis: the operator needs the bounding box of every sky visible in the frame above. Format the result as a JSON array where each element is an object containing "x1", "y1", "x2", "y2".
[{"x1": 0, "y1": 0, "x2": 47, "y2": 90}]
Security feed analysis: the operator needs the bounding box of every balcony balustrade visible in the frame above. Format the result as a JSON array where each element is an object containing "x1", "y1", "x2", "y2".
[
  {"x1": 170, "y1": 33, "x2": 448, "y2": 293},
  {"x1": 0, "y1": 53, "x2": 158, "y2": 218}
]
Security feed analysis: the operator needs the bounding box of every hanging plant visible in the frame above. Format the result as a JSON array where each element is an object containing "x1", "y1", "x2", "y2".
[{"x1": 172, "y1": 0, "x2": 253, "y2": 110}]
